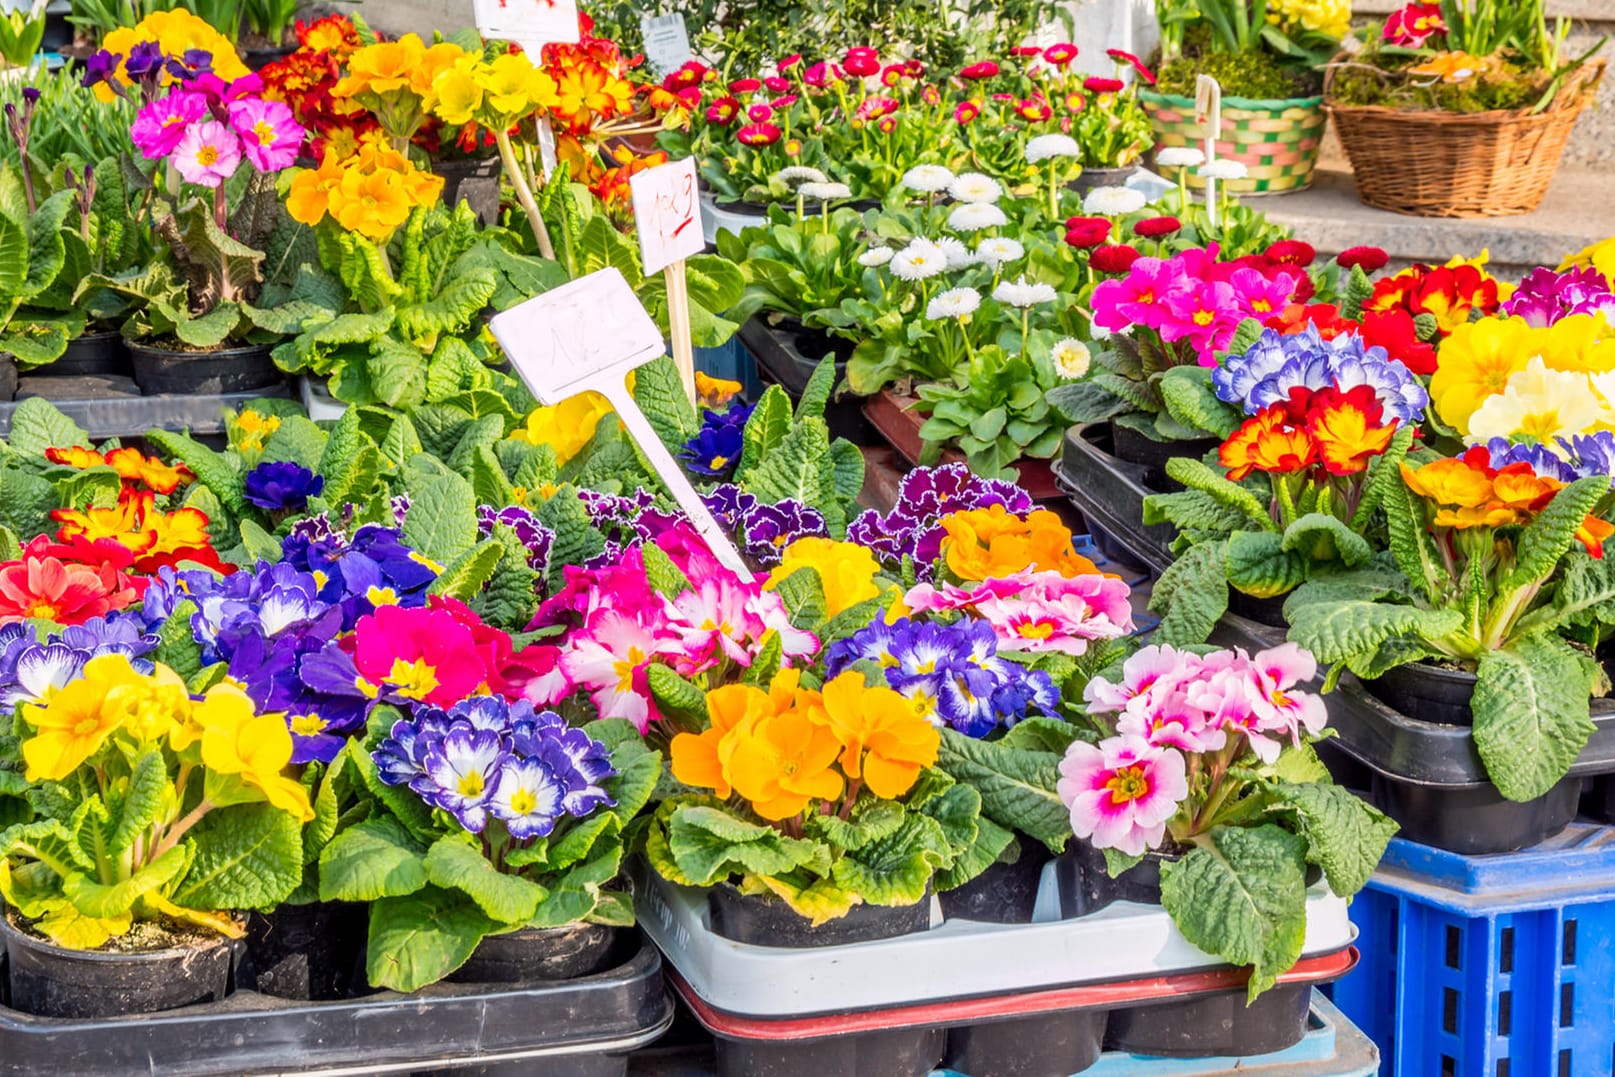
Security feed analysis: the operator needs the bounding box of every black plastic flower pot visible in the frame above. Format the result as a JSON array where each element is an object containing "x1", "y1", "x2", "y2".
[
  {"x1": 1054, "y1": 840, "x2": 1168, "y2": 918},
  {"x1": 1107, "y1": 420, "x2": 1220, "y2": 494},
  {"x1": 1053, "y1": 424, "x2": 1177, "y2": 576},
  {"x1": 447, "y1": 922, "x2": 626, "y2": 984},
  {"x1": 1068, "y1": 165, "x2": 1140, "y2": 194},
  {"x1": 241, "y1": 44, "x2": 295, "y2": 70},
  {"x1": 41, "y1": 331, "x2": 132, "y2": 378},
  {"x1": 1226, "y1": 587, "x2": 1289, "y2": 629},
  {"x1": 943, "y1": 1011, "x2": 1106, "y2": 1077},
  {"x1": 241, "y1": 901, "x2": 366, "y2": 1001},
  {"x1": 1361, "y1": 661, "x2": 1477, "y2": 727},
  {"x1": 0, "y1": 354, "x2": 17, "y2": 402},
  {"x1": 938, "y1": 841, "x2": 1052, "y2": 924},
  {"x1": 129, "y1": 342, "x2": 285, "y2": 395},
  {"x1": 714, "y1": 1024, "x2": 945, "y2": 1077},
  {"x1": 1372, "y1": 772, "x2": 1582, "y2": 855},
  {"x1": 1102, "y1": 980, "x2": 1315, "y2": 1057},
  {"x1": 738, "y1": 317, "x2": 880, "y2": 446},
  {"x1": 707, "y1": 884, "x2": 932, "y2": 948},
  {"x1": 434, "y1": 155, "x2": 504, "y2": 225},
  {"x1": 0, "y1": 912, "x2": 235, "y2": 1019}
]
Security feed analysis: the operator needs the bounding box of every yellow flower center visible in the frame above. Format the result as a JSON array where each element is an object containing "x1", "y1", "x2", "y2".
[
  {"x1": 196, "y1": 145, "x2": 219, "y2": 166},
  {"x1": 458, "y1": 771, "x2": 485, "y2": 797},
  {"x1": 509, "y1": 788, "x2": 538, "y2": 814},
  {"x1": 72, "y1": 715, "x2": 102, "y2": 736},
  {"x1": 24, "y1": 599, "x2": 60, "y2": 619},
  {"x1": 710, "y1": 454, "x2": 729, "y2": 470},
  {"x1": 387, "y1": 658, "x2": 440, "y2": 700},
  {"x1": 1015, "y1": 621, "x2": 1057, "y2": 640},
  {"x1": 614, "y1": 647, "x2": 647, "y2": 692},
  {"x1": 367, "y1": 586, "x2": 400, "y2": 607},
  {"x1": 1193, "y1": 310, "x2": 1215, "y2": 327},
  {"x1": 1105, "y1": 765, "x2": 1149, "y2": 805},
  {"x1": 290, "y1": 713, "x2": 328, "y2": 736},
  {"x1": 253, "y1": 120, "x2": 276, "y2": 145}
]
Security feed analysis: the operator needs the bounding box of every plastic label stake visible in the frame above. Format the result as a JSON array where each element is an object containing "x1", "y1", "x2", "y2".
[
  {"x1": 1195, "y1": 75, "x2": 1222, "y2": 228},
  {"x1": 474, "y1": 0, "x2": 580, "y2": 53},
  {"x1": 487, "y1": 267, "x2": 753, "y2": 581},
  {"x1": 630, "y1": 156, "x2": 704, "y2": 405}
]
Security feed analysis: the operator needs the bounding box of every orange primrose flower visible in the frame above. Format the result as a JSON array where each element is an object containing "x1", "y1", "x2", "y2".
[
  {"x1": 1220, "y1": 405, "x2": 1318, "y2": 481},
  {"x1": 816, "y1": 671, "x2": 939, "y2": 799},
  {"x1": 1306, "y1": 387, "x2": 1397, "y2": 476}
]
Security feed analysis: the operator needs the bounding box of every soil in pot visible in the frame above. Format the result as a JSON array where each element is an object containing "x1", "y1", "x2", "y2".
[
  {"x1": 242, "y1": 902, "x2": 367, "y2": 1001},
  {"x1": 707, "y1": 884, "x2": 932, "y2": 948},
  {"x1": 446, "y1": 921, "x2": 626, "y2": 984},
  {"x1": 938, "y1": 841, "x2": 1051, "y2": 924},
  {"x1": 41, "y1": 330, "x2": 131, "y2": 377},
  {"x1": 1361, "y1": 661, "x2": 1476, "y2": 727},
  {"x1": 129, "y1": 341, "x2": 284, "y2": 395},
  {"x1": 433, "y1": 156, "x2": 503, "y2": 225},
  {"x1": 944, "y1": 1011, "x2": 1106, "y2": 1077},
  {"x1": 1107, "y1": 421, "x2": 1219, "y2": 493},
  {"x1": 1103, "y1": 981, "x2": 1315, "y2": 1057},
  {"x1": 1, "y1": 911, "x2": 236, "y2": 1019},
  {"x1": 1372, "y1": 772, "x2": 1581, "y2": 855},
  {"x1": 0, "y1": 354, "x2": 17, "y2": 401}
]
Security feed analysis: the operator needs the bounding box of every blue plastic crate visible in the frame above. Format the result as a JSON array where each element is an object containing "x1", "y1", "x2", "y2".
[
  {"x1": 1332, "y1": 824, "x2": 1615, "y2": 1076},
  {"x1": 691, "y1": 336, "x2": 762, "y2": 401}
]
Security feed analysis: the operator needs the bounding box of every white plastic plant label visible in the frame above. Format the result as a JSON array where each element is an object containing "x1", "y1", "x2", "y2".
[
  {"x1": 473, "y1": 0, "x2": 580, "y2": 53},
  {"x1": 640, "y1": 12, "x2": 692, "y2": 77},
  {"x1": 486, "y1": 267, "x2": 753, "y2": 580},
  {"x1": 629, "y1": 156, "x2": 703, "y2": 276}
]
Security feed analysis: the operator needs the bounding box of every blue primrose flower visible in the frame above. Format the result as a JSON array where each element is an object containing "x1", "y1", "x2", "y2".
[
  {"x1": 244, "y1": 461, "x2": 325, "y2": 512},
  {"x1": 372, "y1": 696, "x2": 617, "y2": 837},
  {"x1": 80, "y1": 49, "x2": 122, "y2": 89},
  {"x1": 280, "y1": 524, "x2": 439, "y2": 629},
  {"x1": 680, "y1": 423, "x2": 744, "y2": 477}
]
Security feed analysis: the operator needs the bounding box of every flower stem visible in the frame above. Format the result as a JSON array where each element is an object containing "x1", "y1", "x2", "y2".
[
  {"x1": 495, "y1": 131, "x2": 555, "y2": 261},
  {"x1": 149, "y1": 800, "x2": 214, "y2": 864}
]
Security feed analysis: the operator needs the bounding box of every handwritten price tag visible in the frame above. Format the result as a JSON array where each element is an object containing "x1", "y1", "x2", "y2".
[
  {"x1": 640, "y1": 12, "x2": 692, "y2": 77},
  {"x1": 629, "y1": 156, "x2": 703, "y2": 276},
  {"x1": 474, "y1": 0, "x2": 580, "y2": 52},
  {"x1": 486, "y1": 269, "x2": 753, "y2": 580}
]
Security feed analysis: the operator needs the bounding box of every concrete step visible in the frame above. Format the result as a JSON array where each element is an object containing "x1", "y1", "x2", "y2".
[{"x1": 1254, "y1": 166, "x2": 1613, "y2": 278}]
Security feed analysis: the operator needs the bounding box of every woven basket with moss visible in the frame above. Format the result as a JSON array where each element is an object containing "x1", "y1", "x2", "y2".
[
  {"x1": 1148, "y1": 0, "x2": 1345, "y2": 194},
  {"x1": 1325, "y1": 0, "x2": 1606, "y2": 217}
]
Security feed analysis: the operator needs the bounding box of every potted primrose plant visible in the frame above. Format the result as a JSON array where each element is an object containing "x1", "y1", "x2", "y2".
[
  {"x1": 0, "y1": 654, "x2": 315, "y2": 1019},
  {"x1": 79, "y1": 24, "x2": 308, "y2": 394}
]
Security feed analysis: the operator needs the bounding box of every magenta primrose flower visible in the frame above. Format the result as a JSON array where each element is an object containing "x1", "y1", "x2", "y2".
[
  {"x1": 130, "y1": 88, "x2": 208, "y2": 159},
  {"x1": 1091, "y1": 256, "x2": 1189, "y2": 332},
  {"x1": 1057, "y1": 734, "x2": 1188, "y2": 857},
  {"x1": 172, "y1": 119, "x2": 241, "y2": 187},
  {"x1": 227, "y1": 97, "x2": 303, "y2": 172}
]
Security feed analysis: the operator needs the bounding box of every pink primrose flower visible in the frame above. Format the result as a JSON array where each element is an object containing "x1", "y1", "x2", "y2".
[{"x1": 1057, "y1": 734, "x2": 1188, "y2": 857}]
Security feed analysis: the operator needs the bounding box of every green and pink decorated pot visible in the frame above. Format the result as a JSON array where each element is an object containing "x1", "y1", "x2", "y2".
[{"x1": 1140, "y1": 89, "x2": 1326, "y2": 195}]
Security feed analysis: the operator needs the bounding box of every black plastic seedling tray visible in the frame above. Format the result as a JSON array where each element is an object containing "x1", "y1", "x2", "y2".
[
  {"x1": 1054, "y1": 424, "x2": 1177, "y2": 576},
  {"x1": 737, "y1": 318, "x2": 878, "y2": 446},
  {"x1": 0, "y1": 936, "x2": 673, "y2": 1077}
]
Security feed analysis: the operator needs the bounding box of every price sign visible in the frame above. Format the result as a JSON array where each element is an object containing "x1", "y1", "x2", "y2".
[
  {"x1": 630, "y1": 156, "x2": 703, "y2": 276},
  {"x1": 640, "y1": 12, "x2": 693, "y2": 77},
  {"x1": 487, "y1": 268, "x2": 753, "y2": 581},
  {"x1": 474, "y1": 0, "x2": 580, "y2": 53}
]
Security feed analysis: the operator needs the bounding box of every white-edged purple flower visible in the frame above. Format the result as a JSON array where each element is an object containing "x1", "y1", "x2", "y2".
[
  {"x1": 420, "y1": 726, "x2": 508, "y2": 833},
  {"x1": 490, "y1": 756, "x2": 568, "y2": 838}
]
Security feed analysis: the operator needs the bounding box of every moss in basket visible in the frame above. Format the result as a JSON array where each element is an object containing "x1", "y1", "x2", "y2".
[
  {"x1": 1329, "y1": 46, "x2": 1541, "y2": 113},
  {"x1": 1158, "y1": 48, "x2": 1317, "y2": 100}
]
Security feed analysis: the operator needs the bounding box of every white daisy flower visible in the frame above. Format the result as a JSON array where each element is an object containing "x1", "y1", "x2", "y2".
[
  {"x1": 890, "y1": 239, "x2": 949, "y2": 281},
  {"x1": 1051, "y1": 338, "x2": 1092, "y2": 380},
  {"x1": 1197, "y1": 160, "x2": 1249, "y2": 181},
  {"x1": 858, "y1": 246, "x2": 894, "y2": 267},
  {"x1": 798, "y1": 181, "x2": 853, "y2": 201},
  {"x1": 949, "y1": 171, "x2": 1003, "y2": 204},
  {"x1": 992, "y1": 276, "x2": 1057, "y2": 309},
  {"x1": 975, "y1": 237, "x2": 1025, "y2": 268},
  {"x1": 901, "y1": 164, "x2": 956, "y2": 193},
  {"x1": 1083, "y1": 186, "x2": 1147, "y2": 216},
  {"x1": 926, "y1": 287, "x2": 981, "y2": 321},
  {"x1": 935, "y1": 236, "x2": 976, "y2": 269},
  {"x1": 1025, "y1": 133, "x2": 1081, "y2": 163},
  {"x1": 947, "y1": 202, "x2": 1008, "y2": 233},
  {"x1": 1155, "y1": 147, "x2": 1205, "y2": 168},
  {"x1": 775, "y1": 165, "x2": 829, "y2": 186}
]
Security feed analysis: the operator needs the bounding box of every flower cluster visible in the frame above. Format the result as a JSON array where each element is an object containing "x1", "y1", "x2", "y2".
[
  {"x1": 671, "y1": 667, "x2": 939, "y2": 820},
  {"x1": 1092, "y1": 244, "x2": 1312, "y2": 362},
  {"x1": 0, "y1": 613, "x2": 158, "y2": 713},
  {"x1": 45, "y1": 445, "x2": 193, "y2": 495},
  {"x1": 937, "y1": 505, "x2": 1102, "y2": 584},
  {"x1": 538, "y1": 531, "x2": 816, "y2": 731},
  {"x1": 702, "y1": 485, "x2": 829, "y2": 568},
  {"x1": 86, "y1": 10, "x2": 249, "y2": 99},
  {"x1": 1501, "y1": 267, "x2": 1615, "y2": 328},
  {"x1": 374, "y1": 695, "x2": 614, "y2": 836},
  {"x1": 1061, "y1": 644, "x2": 1325, "y2": 855},
  {"x1": 849, "y1": 463, "x2": 1035, "y2": 578},
  {"x1": 1430, "y1": 314, "x2": 1615, "y2": 439},
  {"x1": 257, "y1": 15, "x2": 370, "y2": 160},
  {"x1": 0, "y1": 537, "x2": 141, "y2": 626},
  {"x1": 1381, "y1": 2, "x2": 1448, "y2": 47},
  {"x1": 279, "y1": 521, "x2": 439, "y2": 629},
  {"x1": 1265, "y1": 301, "x2": 1437, "y2": 376},
  {"x1": 905, "y1": 568, "x2": 1134, "y2": 656},
  {"x1": 1482, "y1": 432, "x2": 1615, "y2": 487},
  {"x1": 51, "y1": 488, "x2": 232, "y2": 575},
  {"x1": 826, "y1": 617, "x2": 1057, "y2": 737},
  {"x1": 1365, "y1": 262, "x2": 1501, "y2": 339},
  {"x1": 286, "y1": 140, "x2": 445, "y2": 242},
  {"x1": 1400, "y1": 448, "x2": 1614, "y2": 555},
  {"x1": 1215, "y1": 325, "x2": 1430, "y2": 424}
]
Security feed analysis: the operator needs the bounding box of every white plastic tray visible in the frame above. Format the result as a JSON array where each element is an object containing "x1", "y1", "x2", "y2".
[
  {"x1": 631, "y1": 859, "x2": 1356, "y2": 1018},
  {"x1": 699, "y1": 194, "x2": 766, "y2": 243}
]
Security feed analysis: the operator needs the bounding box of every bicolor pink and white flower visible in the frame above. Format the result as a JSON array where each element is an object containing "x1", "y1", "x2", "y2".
[
  {"x1": 1057, "y1": 733, "x2": 1189, "y2": 856},
  {"x1": 172, "y1": 120, "x2": 241, "y2": 188},
  {"x1": 906, "y1": 569, "x2": 1134, "y2": 655},
  {"x1": 560, "y1": 608, "x2": 681, "y2": 732}
]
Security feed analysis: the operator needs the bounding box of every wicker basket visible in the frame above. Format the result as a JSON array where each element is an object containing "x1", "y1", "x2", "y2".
[
  {"x1": 1325, "y1": 59, "x2": 1605, "y2": 218},
  {"x1": 1140, "y1": 89, "x2": 1327, "y2": 195}
]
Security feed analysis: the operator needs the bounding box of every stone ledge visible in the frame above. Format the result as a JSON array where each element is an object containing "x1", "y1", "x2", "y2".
[{"x1": 1257, "y1": 167, "x2": 1611, "y2": 274}]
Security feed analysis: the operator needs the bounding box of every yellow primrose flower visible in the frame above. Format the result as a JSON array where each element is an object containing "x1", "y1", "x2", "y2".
[
  {"x1": 1466, "y1": 358, "x2": 1607, "y2": 445},
  {"x1": 510, "y1": 391, "x2": 617, "y2": 463},
  {"x1": 231, "y1": 408, "x2": 282, "y2": 452},
  {"x1": 102, "y1": 661, "x2": 191, "y2": 744},
  {"x1": 97, "y1": 11, "x2": 247, "y2": 100},
  {"x1": 1541, "y1": 312, "x2": 1615, "y2": 373},
  {"x1": 17, "y1": 654, "x2": 149, "y2": 781},
  {"x1": 427, "y1": 55, "x2": 489, "y2": 126},
  {"x1": 196, "y1": 685, "x2": 315, "y2": 822},
  {"x1": 767, "y1": 538, "x2": 884, "y2": 618},
  {"x1": 1429, "y1": 316, "x2": 1544, "y2": 436},
  {"x1": 480, "y1": 52, "x2": 556, "y2": 126},
  {"x1": 1561, "y1": 235, "x2": 1615, "y2": 287}
]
